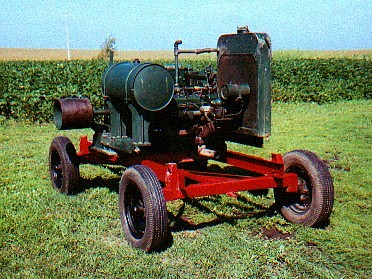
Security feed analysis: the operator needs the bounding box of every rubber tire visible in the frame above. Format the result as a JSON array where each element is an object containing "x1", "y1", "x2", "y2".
[
  {"x1": 274, "y1": 150, "x2": 334, "y2": 227},
  {"x1": 118, "y1": 165, "x2": 169, "y2": 252},
  {"x1": 49, "y1": 136, "x2": 80, "y2": 194}
]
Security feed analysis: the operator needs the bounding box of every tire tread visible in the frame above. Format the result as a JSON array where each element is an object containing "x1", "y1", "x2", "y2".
[
  {"x1": 49, "y1": 136, "x2": 80, "y2": 194},
  {"x1": 276, "y1": 149, "x2": 334, "y2": 227}
]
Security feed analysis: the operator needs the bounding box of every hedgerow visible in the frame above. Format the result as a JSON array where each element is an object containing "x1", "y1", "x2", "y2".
[
  {"x1": 271, "y1": 58, "x2": 371, "y2": 103},
  {"x1": 0, "y1": 60, "x2": 107, "y2": 122},
  {"x1": 0, "y1": 57, "x2": 370, "y2": 122}
]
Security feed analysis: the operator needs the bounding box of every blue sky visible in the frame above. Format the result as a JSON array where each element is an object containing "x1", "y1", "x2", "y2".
[{"x1": 0, "y1": 0, "x2": 370, "y2": 51}]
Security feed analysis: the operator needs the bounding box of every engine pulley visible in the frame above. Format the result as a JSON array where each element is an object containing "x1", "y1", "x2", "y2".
[{"x1": 220, "y1": 83, "x2": 250, "y2": 101}]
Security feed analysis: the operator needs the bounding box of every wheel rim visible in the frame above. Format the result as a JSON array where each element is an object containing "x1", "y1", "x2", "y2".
[
  {"x1": 287, "y1": 166, "x2": 312, "y2": 214},
  {"x1": 124, "y1": 183, "x2": 146, "y2": 239},
  {"x1": 50, "y1": 149, "x2": 63, "y2": 189}
]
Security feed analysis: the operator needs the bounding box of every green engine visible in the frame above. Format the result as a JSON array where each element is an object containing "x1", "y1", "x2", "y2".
[{"x1": 54, "y1": 26, "x2": 271, "y2": 159}]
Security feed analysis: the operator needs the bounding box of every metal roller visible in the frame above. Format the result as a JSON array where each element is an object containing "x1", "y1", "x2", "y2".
[{"x1": 53, "y1": 98, "x2": 93, "y2": 130}]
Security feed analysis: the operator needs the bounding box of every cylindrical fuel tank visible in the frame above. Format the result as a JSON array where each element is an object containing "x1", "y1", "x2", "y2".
[{"x1": 102, "y1": 62, "x2": 174, "y2": 112}]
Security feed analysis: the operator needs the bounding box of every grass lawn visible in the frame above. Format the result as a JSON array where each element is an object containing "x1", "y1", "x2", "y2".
[{"x1": 0, "y1": 100, "x2": 371, "y2": 278}]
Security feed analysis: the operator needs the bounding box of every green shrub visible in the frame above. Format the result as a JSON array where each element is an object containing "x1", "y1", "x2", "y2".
[
  {"x1": 0, "y1": 57, "x2": 370, "y2": 122},
  {"x1": 272, "y1": 58, "x2": 371, "y2": 103}
]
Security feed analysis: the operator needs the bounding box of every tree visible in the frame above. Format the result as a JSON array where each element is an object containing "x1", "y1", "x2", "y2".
[{"x1": 98, "y1": 34, "x2": 116, "y2": 59}]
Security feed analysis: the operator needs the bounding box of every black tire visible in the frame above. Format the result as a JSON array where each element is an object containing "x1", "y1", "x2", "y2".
[
  {"x1": 274, "y1": 150, "x2": 334, "y2": 227},
  {"x1": 49, "y1": 136, "x2": 80, "y2": 194},
  {"x1": 118, "y1": 165, "x2": 169, "y2": 252}
]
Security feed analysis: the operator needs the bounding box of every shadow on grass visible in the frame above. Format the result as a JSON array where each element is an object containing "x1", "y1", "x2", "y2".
[
  {"x1": 79, "y1": 165, "x2": 124, "y2": 194},
  {"x1": 167, "y1": 163, "x2": 278, "y2": 232},
  {"x1": 77, "y1": 164, "x2": 280, "y2": 234},
  {"x1": 168, "y1": 195, "x2": 278, "y2": 233},
  {"x1": 80, "y1": 176, "x2": 120, "y2": 193}
]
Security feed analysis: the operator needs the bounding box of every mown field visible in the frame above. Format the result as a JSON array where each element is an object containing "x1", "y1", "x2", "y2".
[
  {"x1": 0, "y1": 100, "x2": 371, "y2": 278},
  {"x1": 0, "y1": 50, "x2": 371, "y2": 278}
]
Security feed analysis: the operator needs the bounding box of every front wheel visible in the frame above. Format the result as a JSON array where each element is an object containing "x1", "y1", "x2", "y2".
[
  {"x1": 49, "y1": 136, "x2": 80, "y2": 194},
  {"x1": 274, "y1": 150, "x2": 334, "y2": 227},
  {"x1": 118, "y1": 165, "x2": 169, "y2": 252}
]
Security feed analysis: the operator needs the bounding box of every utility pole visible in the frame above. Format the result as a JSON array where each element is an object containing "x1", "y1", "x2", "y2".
[{"x1": 64, "y1": 12, "x2": 71, "y2": 60}]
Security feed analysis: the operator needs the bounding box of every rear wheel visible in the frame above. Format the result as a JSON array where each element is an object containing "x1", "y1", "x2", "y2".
[
  {"x1": 118, "y1": 165, "x2": 169, "y2": 252},
  {"x1": 49, "y1": 136, "x2": 80, "y2": 194},
  {"x1": 275, "y1": 150, "x2": 334, "y2": 227}
]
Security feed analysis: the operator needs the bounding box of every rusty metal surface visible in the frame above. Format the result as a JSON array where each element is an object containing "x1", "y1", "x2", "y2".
[
  {"x1": 54, "y1": 98, "x2": 93, "y2": 130},
  {"x1": 217, "y1": 30, "x2": 271, "y2": 138}
]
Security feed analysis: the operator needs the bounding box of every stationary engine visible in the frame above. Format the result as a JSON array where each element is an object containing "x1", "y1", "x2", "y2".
[
  {"x1": 54, "y1": 26, "x2": 272, "y2": 159},
  {"x1": 50, "y1": 26, "x2": 334, "y2": 253}
]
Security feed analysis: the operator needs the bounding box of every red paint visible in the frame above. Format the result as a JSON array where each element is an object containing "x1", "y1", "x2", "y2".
[
  {"x1": 78, "y1": 135, "x2": 91, "y2": 155},
  {"x1": 76, "y1": 135, "x2": 299, "y2": 201}
]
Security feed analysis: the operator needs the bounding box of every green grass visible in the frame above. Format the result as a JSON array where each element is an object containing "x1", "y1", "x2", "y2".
[{"x1": 0, "y1": 100, "x2": 371, "y2": 278}]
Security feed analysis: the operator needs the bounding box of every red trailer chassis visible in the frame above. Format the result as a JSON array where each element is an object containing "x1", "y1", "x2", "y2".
[
  {"x1": 49, "y1": 135, "x2": 334, "y2": 252},
  {"x1": 77, "y1": 135, "x2": 299, "y2": 201}
]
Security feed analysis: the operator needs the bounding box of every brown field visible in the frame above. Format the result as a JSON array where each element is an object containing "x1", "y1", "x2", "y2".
[
  {"x1": 0, "y1": 48, "x2": 189, "y2": 61},
  {"x1": 0, "y1": 48, "x2": 371, "y2": 61}
]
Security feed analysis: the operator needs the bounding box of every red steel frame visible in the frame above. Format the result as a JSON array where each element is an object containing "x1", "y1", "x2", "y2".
[{"x1": 77, "y1": 136, "x2": 299, "y2": 201}]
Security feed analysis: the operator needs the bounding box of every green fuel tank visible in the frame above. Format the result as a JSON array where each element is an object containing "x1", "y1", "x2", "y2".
[{"x1": 102, "y1": 62, "x2": 174, "y2": 112}]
